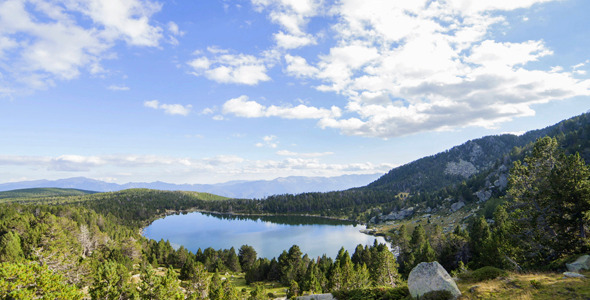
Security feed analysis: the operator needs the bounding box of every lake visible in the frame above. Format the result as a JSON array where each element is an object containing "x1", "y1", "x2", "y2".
[{"x1": 143, "y1": 212, "x2": 388, "y2": 259}]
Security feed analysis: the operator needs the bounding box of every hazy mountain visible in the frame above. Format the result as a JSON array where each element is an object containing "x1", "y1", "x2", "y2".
[{"x1": 0, "y1": 173, "x2": 383, "y2": 199}]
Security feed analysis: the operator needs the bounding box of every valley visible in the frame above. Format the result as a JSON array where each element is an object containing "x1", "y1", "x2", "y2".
[{"x1": 1, "y1": 113, "x2": 590, "y2": 299}]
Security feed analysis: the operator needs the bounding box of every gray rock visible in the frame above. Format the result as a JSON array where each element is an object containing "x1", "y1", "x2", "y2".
[
  {"x1": 566, "y1": 254, "x2": 590, "y2": 272},
  {"x1": 444, "y1": 159, "x2": 477, "y2": 178},
  {"x1": 382, "y1": 207, "x2": 415, "y2": 221},
  {"x1": 563, "y1": 272, "x2": 586, "y2": 278},
  {"x1": 408, "y1": 261, "x2": 461, "y2": 300},
  {"x1": 296, "y1": 294, "x2": 334, "y2": 300},
  {"x1": 450, "y1": 201, "x2": 465, "y2": 212},
  {"x1": 475, "y1": 190, "x2": 492, "y2": 202}
]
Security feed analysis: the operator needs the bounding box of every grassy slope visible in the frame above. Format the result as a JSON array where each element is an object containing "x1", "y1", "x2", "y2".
[
  {"x1": 0, "y1": 187, "x2": 96, "y2": 200},
  {"x1": 457, "y1": 270, "x2": 590, "y2": 299}
]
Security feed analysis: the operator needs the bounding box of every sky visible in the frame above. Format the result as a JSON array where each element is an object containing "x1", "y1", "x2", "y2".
[{"x1": 1, "y1": 0, "x2": 590, "y2": 185}]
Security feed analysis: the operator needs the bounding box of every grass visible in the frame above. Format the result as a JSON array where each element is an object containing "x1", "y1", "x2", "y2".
[
  {"x1": 228, "y1": 273, "x2": 287, "y2": 298},
  {"x1": 456, "y1": 270, "x2": 590, "y2": 299}
]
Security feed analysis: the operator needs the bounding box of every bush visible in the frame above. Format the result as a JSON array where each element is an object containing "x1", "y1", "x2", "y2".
[
  {"x1": 459, "y1": 266, "x2": 508, "y2": 282},
  {"x1": 418, "y1": 290, "x2": 454, "y2": 300},
  {"x1": 331, "y1": 286, "x2": 410, "y2": 300}
]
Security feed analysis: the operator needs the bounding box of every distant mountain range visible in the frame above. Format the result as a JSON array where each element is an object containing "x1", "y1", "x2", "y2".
[{"x1": 0, "y1": 174, "x2": 383, "y2": 199}]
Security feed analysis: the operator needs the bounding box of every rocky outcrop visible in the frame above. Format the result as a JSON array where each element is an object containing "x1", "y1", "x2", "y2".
[
  {"x1": 408, "y1": 261, "x2": 461, "y2": 300},
  {"x1": 382, "y1": 207, "x2": 415, "y2": 221},
  {"x1": 475, "y1": 190, "x2": 492, "y2": 202},
  {"x1": 450, "y1": 201, "x2": 465, "y2": 212},
  {"x1": 444, "y1": 159, "x2": 477, "y2": 178},
  {"x1": 566, "y1": 255, "x2": 590, "y2": 272}
]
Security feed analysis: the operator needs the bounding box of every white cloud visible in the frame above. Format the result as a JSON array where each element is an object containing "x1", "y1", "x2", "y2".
[
  {"x1": 276, "y1": 150, "x2": 334, "y2": 157},
  {"x1": 256, "y1": 135, "x2": 278, "y2": 148},
  {"x1": 0, "y1": 153, "x2": 393, "y2": 182},
  {"x1": 107, "y1": 84, "x2": 130, "y2": 91},
  {"x1": 274, "y1": 31, "x2": 316, "y2": 49},
  {"x1": 201, "y1": 108, "x2": 214, "y2": 115},
  {"x1": 0, "y1": 0, "x2": 163, "y2": 95},
  {"x1": 251, "y1": 0, "x2": 323, "y2": 49},
  {"x1": 277, "y1": 0, "x2": 590, "y2": 138},
  {"x1": 188, "y1": 52, "x2": 270, "y2": 85},
  {"x1": 222, "y1": 95, "x2": 342, "y2": 119},
  {"x1": 144, "y1": 100, "x2": 192, "y2": 116},
  {"x1": 167, "y1": 21, "x2": 184, "y2": 36}
]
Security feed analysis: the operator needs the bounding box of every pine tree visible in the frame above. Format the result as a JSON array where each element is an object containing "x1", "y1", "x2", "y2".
[
  {"x1": 372, "y1": 247, "x2": 400, "y2": 287},
  {"x1": 0, "y1": 232, "x2": 23, "y2": 263},
  {"x1": 90, "y1": 260, "x2": 135, "y2": 299},
  {"x1": 548, "y1": 152, "x2": 590, "y2": 253},
  {"x1": 238, "y1": 245, "x2": 257, "y2": 272},
  {"x1": 209, "y1": 272, "x2": 224, "y2": 300}
]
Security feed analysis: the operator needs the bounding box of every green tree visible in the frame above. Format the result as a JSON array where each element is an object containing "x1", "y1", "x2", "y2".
[
  {"x1": 248, "y1": 282, "x2": 266, "y2": 300},
  {"x1": 287, "y1": 280, "x2": 300, "y2": 299},
  {"x1": 90, "y1": 260, "x2": 136, "y2": 300},
  {"x1": 548, "y1": 152, "x2": 590, "y2": 253},
  {"x1": 507, "y1": 137, "x2": 560, "y2": 265},
  {"x1": 154, "y1": 267, "x2": 184, "y2": 300},
  {"x1": 508, "y1": 137, "x2": 590, "y2": 264},
  {"x1": 372, "y1": 248, "x2": 400, "y2": 287},
  {"x1": 0, "y1": 232, "x2": 23, "y2": 263},
  {"x1": 209, "y1": 272, "x2": 224, "y2": 300},
  {"x1": 226, "y1": 247, "x2": 241, "y2": 273},
  {"x1": 238, "y1": 245, "x2": 257, "y2": 272},
  {"x1": 0, "y1": 262, "x2": 83, "y2": 299},
  {"x1": 182, "y1": 261, "x2": 210, "y2": 299}
]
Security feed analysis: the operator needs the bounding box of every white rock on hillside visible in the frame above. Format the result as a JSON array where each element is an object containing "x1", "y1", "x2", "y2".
[
  {"x1": 408, "y1": 261, "x2": 461, "y2": 300},
  {"x1": 566, "y1": 254, "x2": 590, "y2": 272},
  {"x1": 450, "y1": 201, "x2": 465, "y2": 212}
]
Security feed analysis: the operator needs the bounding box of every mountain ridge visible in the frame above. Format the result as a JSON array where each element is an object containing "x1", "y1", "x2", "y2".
[{"x1": 0, "y1": 173, "x2": 383, "y2": 199}]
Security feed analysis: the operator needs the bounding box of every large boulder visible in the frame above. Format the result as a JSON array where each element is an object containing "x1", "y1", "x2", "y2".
[
  {"x1": 566, "y1": 255, "x2": 590, "y2": 272},
  {"x1": 408, "y1": 261, "x2": 461, "y2": 300}
]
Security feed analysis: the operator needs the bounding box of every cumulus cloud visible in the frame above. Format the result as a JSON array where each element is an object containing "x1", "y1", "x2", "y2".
[
  {"x1": 188, "y1": 50, "x2": 271, "y2": 85},
  {"x1": 278, "y1": 0, "x2": 590, "y2": 138},
  {"x1": 0, "y1": 0, "x2": 163, "y2": 95},
  {"x1": 144, "y1": 100, "x2": 193, "y2": 116},
  {"x1": 222, "y1": 95, "x2": 342, "y2": 119},
  {"x1": 253, "y1": 0, "x2": 322, "y2": 49}
]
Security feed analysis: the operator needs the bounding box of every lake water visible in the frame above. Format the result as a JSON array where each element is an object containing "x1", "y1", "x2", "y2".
[{"x1": 143, "y1": 212, "x2": 388, "y2": 259}]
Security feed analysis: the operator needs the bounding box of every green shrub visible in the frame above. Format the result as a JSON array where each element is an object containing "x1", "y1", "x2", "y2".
[
  {"x1": 459, "y1": 266, "x2": 508, "y2": 282},
  {"x1": 332, "y1": 286, "x2": 410, "y2": 300},
  {"x1": 418, "y1": 290, "x2": 453, "y2": 300}
]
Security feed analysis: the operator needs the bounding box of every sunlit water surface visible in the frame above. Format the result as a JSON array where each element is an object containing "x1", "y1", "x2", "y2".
[{"x1": 143, "y1": 212, "x2": 388, "y2": 259}]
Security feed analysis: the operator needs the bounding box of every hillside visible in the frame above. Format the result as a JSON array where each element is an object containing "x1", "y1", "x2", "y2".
[
  {"x1": 0, "y1": 187, "x2": 95, "y2": 199},
  {"x1": 366, "y1": 112, "x2": 590, "y2": 195}
]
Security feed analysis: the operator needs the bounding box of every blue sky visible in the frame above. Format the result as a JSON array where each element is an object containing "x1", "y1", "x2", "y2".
[{"x1": 1, "y1": 0, "x2": 589, "y2": 184}]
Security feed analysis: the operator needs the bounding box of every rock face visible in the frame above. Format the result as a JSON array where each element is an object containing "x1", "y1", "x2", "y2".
[
  {"x1": 566, "y1": 255, "x2": 590, "y2": 272},
  {"x1": 450, "y1": 201, "x2": 465, "y2": 212},
  {"x1": 444, "y1": 159, "x2": 477, "y2": 178},
  {"x1": 408, "y1": 261, "x2": 461, "y2": 300},
  {"x1": 382, "y1": 207, "x2": 415, "y2": 221},
  {"x1": 296, "y1": 294, "x2": 334, "y2": 300}
]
